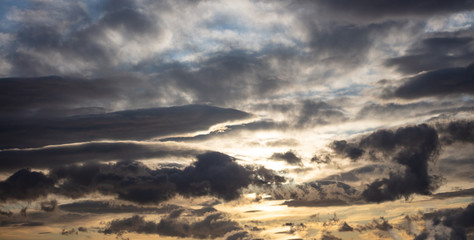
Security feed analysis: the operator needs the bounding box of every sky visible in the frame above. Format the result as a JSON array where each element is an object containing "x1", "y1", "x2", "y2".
[{"x1": 0, "y1": 0, "x2": 473, "y2": 239}]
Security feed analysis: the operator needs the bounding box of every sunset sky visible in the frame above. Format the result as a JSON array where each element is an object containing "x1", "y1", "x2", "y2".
[{"x1": 0, "y1": 1, "x2": 473, "y2": 239}]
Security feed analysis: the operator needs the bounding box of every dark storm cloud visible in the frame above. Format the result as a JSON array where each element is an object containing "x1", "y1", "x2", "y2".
[
  {"x1": 270, "y1": 151, "x2": 302, "y2": 165},
  {"x1": 0, "y1": 104, "x2": 251, "y2": 148},
  {"x1": 0, "y1": 141, "x2": 201, "y2": 172},
  {"x1": 386, "y1": 62, "x2": 474, "y2": 99},
  {"x1": 0, "y1": 152, "x2": 285, "y2": 203},
  {"x1": 7, "y1": 0, "x2": 159, "y2": 76},
  {"x1": 359, "y1": 124, "x2": 441, "y2": 202},
  {"x1": 0, "y1": 169, "x2": 54, "y2": 202},
  {"x1": 327, "y1": 124, "x2": 446, "y2": 202},
  {"x1": 306, "y1": 0, "x2": 474, "y2": 20},
  {"x1": 415, "y1": 203, "x2": 474, "y2": 240},
  {"x1": 101, "y1": 212, "x2": 241, "y2": 239}
]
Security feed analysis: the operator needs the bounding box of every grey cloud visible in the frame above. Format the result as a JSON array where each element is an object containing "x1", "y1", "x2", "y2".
[
  {"x1": 270, "y1": 151, "x2": 302, "y2": 165},
  {"x1": 436, "y1": 120, "x2": 474, "y2": 144},
  {"x1": 8, "y1": 0, "x2": 160, "y2": 76},
  {"x1": 272, "y1": 180, "x2": 359, "y2": 206},
  {"x1": 0, "y1": 104, "x2": 251, "y2": 148},
  {"x1": 387, "y1": 62, "x2": 474, "y2": 99},
  {"x1": 0, "y1": 141, "x2": 201, "y2": 172},
  {"x1": 330, "y1": 140, "x2": 364, "y2": 160},
  {"x1": 59, "y1": 200, "x2": 181, "y2": 214},
  {"x1": 322, "y1": 165, "x2": 386, "y2": 182},
  {"x1": 297, "y1": 100, "x2": 347, "y2": 127},
  {"x1": 307, "y1": 0, "x2": 474, "y2": 20},
  {"x1": 386, "y1": 30, "x2": 474, "y2": 74},
  {"x1": 328, "y1": 123, "x2": 445, "y2": 203},
  {"x1": 154, "y1": 52, "x2": 287, "y2": 106},
  {"x1": 359, "y1": 124, "x2": 441, "y2": 202},
  {"x1": 40, "y1": 200, "x2": 57, "y2": 212},
  {"x1": 415, "y1": 203, "x2": 474, "y2": 240},
  {"x1": 0, "y1": 169, "x2": 54, "y2": 202},
  {"x1": 0, "y1": 152, "x2": 285, "y2": 203},
  {"x1": 101, "y1": 212, "x2": 241, "y2": 239}
]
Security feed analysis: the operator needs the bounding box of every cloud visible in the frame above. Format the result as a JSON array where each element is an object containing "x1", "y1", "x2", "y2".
[
  {"x1": 384, "y1": 62, "x2": 474, "y2": 99},
  {"x1": 330, "y1": 140, "x2": 364, "y2": 160},
  {"x1": 0, "y1": 151, "x2": 285, "y2": 203},
  {"x1": 415, "y1": 203, "x2": 474, "y2": 240},
  {"x1": 385, "y1": 30, "x2": 474, "y2": 74},
  {"x1": 359, "y1": 124, "x2": 441, "y2": 202},
  {"x1": 6, "y1": 0, "x2": 161, "y2": 76},
  {"x1": 0, "y1": 169, "x2": 54, "y2": 202},
  {"x1": 0, "y1": 104, "x2": 251, "y2": 148},
  {"x1": 436, "y1": 119, "x2": 474, "y2": 144},
  {"x1": 59, "y1": 200, "x2": 181, "y2": 214},
  {"x1": 101, "y1": 212, "x2": 242, "y2": 239},
  {"x1": 40, "y1": 200, "x2": 57, "y2": 212},
  {"x1": 308, "y1": 0, "x2": 474, "y2": 20},
  {"x1": 270, "y1": 151, "x2": 302, "y2": 165},
  {"x1": 296, "y1": 100, "x2": 347, "y2": 127},
  {"x1": 0, "y1": 141, "x2": 201, "y2": 171}
]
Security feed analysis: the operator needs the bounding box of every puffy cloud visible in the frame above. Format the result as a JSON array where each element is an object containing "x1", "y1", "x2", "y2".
[
  {"x1": 270, "y1": 150, "x2": 302, "y2": 165},
  {"x1": 0, "y1": 152, "x2": 285, "y2": 203},
  {"x1": 0, "y1": 169, "x2": 54, "y2": 202}
]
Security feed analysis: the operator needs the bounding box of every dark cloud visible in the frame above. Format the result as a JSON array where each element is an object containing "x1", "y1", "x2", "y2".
[
  {"x1": 415, "y1": 203, "x2": 474, "y2": 240},
  {"x1": 431, "y1": 188, "x2": 474, "y2": 200},
  {"x1": 0, "y1": 169, "x2": 54, "y2": 202},
  {"x1": 270, "y1": 151, "x2": 302, "y2": 165},
  {"x1": 436, "y1": 120, "x2": 474, "y2": 144},
  {"x1": 0, "y1": 104, "x2": 251, "y2": 148},
  {"x1": 310, "y1": 0, "x2": 474, "y2": 20},
  {"x1": 339, "y1": 222, "x2": 353, "y2": 232},
  {"x1": 59, "y1": 200, "x2": 181, "y2": 214},
  {"x1": 385, "y1": 31, "x2": 474, "y2": 74},
  {"x1": 0, "y1": 76, "x2": 131, "y2": 118},
  {"x1": 0, "y1": 152, "x2": 285, "y2": 203},
  {"x1": 330, "y1": 140, "x2": 364, "y2": 160},
  {"x1": 101, "y1": 212, "x2": 241, "y2": 239},
  {"x1": 310, "y1": 154, "x2": 331, "y2": 164},
  {"x1": 359, "y1": 124, "x2": 441, "y2": 202},
  {"x1": 40, "y1": 200, "x2": 57, "y2": 212},
  {"x1": 0, "y1": 141, "x2": 201, "y2": 172},
  {"x1": 386, "y1": 62, "x2": 474, "y2": 99}
]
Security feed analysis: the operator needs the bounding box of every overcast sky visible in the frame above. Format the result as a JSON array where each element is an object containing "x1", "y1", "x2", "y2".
[{"x1": 0, "y1": 0, "x2": 473, "y2": 239}]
